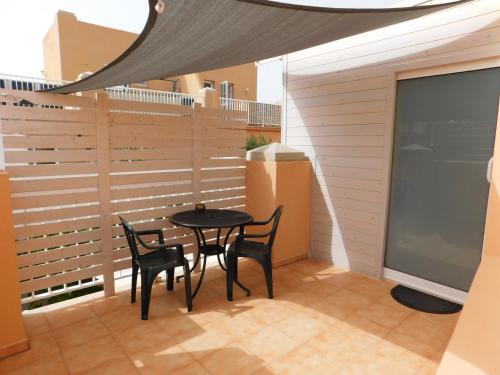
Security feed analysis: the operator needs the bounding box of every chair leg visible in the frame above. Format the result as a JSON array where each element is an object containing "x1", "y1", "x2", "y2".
[
  {"x1": 226, "y1": 251, "x2": 236, "y2": 301},
  {"x1": 140, "y1": 270, "x2": 154, "y2": 320},
  {"x1": 131, "y1": 264, "x2": 138, "y2": 303},
  {"x1": 183, "y1": 258, "x2": 193, "y2": 312},
  {"x1": 261, "y1": 257, "x2": 274, "y2": 299},
  {"x1": 234, "y1": 253, "x2": 239, "y2": 281},
  {"x1": 167, "y1": 269, "x2": 174, "y2": 291}
]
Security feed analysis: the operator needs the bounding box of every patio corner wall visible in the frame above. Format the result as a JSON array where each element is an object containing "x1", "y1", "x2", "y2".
[
  {"x1": 246, "y1": 145, "x2": 311, "y2": 267},
  {"x1": 0, "y1": 171, "x2": 28, "y2": 359}
]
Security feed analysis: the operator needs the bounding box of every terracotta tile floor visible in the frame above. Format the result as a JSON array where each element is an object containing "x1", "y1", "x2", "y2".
[{"x1": 1, "y1": 259, "x2": 460, "y2": 374}]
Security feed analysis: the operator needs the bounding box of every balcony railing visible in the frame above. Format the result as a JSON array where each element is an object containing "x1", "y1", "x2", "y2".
[
  {"x1": 0, "y1": 74, "x2": 203, "y2": 106},
  {"x1": 0, "y1": 73, "x2": 282, "y2": 127},
  {"x1": 105, "y1": 86, "x2": 203, "y2": 106},
  {"x1": 0, "y1": 73, "x2": 67, "y2": 91},
  {"x1": 220, "y1": 97, "x2": 281, "y2": 127}
]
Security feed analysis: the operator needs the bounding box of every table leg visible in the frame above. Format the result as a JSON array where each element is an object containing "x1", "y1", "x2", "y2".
[{"x1": 191, "y1": 228, "x2": 208, "y2": 299}]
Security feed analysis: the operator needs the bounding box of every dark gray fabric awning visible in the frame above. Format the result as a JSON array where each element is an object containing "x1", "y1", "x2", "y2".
[{"x1": 47, "y1": 0, "x2": 469, "y2": 94}]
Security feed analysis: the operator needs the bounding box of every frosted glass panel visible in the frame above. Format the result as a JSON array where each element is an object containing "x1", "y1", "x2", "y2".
[{"x1": 385, "y1": 68, "x2": 500, "y2": 292}]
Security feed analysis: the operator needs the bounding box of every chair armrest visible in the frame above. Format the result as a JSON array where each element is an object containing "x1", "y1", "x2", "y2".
[
  {"x1": 247, "y1": 219, "x2": 273, "y2": 226},
  {"x1": 238, "y1": 232, "x2": 272, "y2": 239},
  {"x1": 234, "y1": 232, "x2": 272, "y2": 248},
  {"x1": 136, "y1": 229, "x2": 165, "y2": 244},
  {"x1": 135, "y1": 235, "x2": 185, "y2": 265}
]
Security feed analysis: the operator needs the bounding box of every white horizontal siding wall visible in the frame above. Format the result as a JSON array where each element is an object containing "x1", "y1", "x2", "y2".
[{"x1": 283, "y1": 0, "x2": 500, "y2": 277}]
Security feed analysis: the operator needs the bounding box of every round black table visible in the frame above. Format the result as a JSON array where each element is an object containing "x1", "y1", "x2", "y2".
[{"x1": 169, "y1": 209, "x2": 253, "y2": 299}]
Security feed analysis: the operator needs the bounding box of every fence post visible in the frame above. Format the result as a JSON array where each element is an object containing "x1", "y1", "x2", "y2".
[
  {"x1": 95, "y1": 91, "x2": 115, "y2": 296},
  {"x1": 192, "y1": 102, "x2": 203, "y2": 271},
  {"x1": 192, "y1": 102, "x2": 202, "y2": 205}
]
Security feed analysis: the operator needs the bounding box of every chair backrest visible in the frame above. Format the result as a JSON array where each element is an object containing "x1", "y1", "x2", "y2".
[
  {"x1": 267, "y1": 205, "x2": 284, "y2": 250},
  {"x1": 119, "y1": 216, "x2": 141, "y2": 261}
]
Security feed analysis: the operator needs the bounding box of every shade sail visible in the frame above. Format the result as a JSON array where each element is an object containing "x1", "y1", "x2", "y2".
[{"x1": 47, "y1": 0, "x2": 468, "y2": 94}]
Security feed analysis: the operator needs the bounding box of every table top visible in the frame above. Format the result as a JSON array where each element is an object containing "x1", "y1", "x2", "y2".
[{"x1": 169, "y1": 209, "x2": 253, "y2": 229}]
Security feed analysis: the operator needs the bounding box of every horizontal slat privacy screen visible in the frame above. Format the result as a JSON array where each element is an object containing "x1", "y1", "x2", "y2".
[{"x1": 0, "y1": 89, "x2": 246, "y2": 302}]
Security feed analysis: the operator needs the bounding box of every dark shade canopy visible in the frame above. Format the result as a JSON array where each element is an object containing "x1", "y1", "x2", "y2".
[{"x1": 47, "y1": 0, "x2": 469, "y2": 94}]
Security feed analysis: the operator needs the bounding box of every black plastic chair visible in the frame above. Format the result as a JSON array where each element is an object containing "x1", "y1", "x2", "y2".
[
  {"x1": 226, "y1": 206, "x2": 283, "y2": 301},
  {"x1": 120, "y1": 217, "x2": 192, "y2": 320}
]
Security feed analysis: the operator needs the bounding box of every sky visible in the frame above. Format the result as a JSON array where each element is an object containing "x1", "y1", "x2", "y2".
[{"x1": 0, "y1": 0, "x2": 407, "y2": 102}]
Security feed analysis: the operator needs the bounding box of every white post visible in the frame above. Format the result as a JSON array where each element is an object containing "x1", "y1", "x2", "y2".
[
  {"x1": 96, "y1": 92, "x2": 115, "y2": 296},
  {"x1": 192, "y1": 102, "x2": 203, "y2": 272}
]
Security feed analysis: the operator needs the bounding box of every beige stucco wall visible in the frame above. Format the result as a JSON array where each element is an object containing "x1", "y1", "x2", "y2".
[
  {"x1": 43, "y1": 11, "x2": 257, "y2": 99},
  {"x1": 246, "y1": 161, "x2": 311, "y2": 267},
  {"x1": 43, "y1": 11, "x2": 136, "y2": 82}
]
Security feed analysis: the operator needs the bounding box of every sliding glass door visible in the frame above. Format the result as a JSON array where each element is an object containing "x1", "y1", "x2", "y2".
[{"x1": 385, "y1": 67, "x2": 500, "y2": 300}]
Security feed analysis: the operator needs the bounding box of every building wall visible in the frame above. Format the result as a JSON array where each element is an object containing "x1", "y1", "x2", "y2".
[
  {"x1": 43, "y1": 11, "x2": 257, "y2": 100},
  {"x1": 43, "y1": 11, "x2": 137, "y2": 82},
  {"x1": 283, "y1": 0, "x2": 500, "y2": 277},
  {"x1": 148, "y1": 65, "x2": 257, "y2": 101},
  {"x1": 42, "y1": 12, "x2": 63, "y2": 82}
]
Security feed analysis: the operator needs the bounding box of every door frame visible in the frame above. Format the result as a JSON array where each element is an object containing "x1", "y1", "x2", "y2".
[{"x1": 378, "y1": 57, "x2": 500, "y2": 303}]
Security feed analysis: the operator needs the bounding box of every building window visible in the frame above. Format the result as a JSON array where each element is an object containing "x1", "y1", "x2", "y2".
[
  {"x1": 203, "y1": 80, "x2": 215, "y2": 89},
  {"x1": 220, "y1": 81, "x2": 234, "y2": 99}
]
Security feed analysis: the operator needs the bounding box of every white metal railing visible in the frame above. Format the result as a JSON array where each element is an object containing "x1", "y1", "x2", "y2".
[
  {"x1": 0, "y1": 74, "x2": 203, "y2": 107},
  {"x1": 0, "y1": 73, "x2": 281, "y2": 126},
  {"x1": 220, "y1": 97, "x2": 281, "y2": 127},
  {"x1": 0, "y1": 73, "x2": 68, "y2": 91},
  {"x1": 106, "y1": 86, "x2": 203, "y2": 106}
]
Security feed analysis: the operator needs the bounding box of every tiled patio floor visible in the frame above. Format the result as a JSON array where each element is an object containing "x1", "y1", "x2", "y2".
[{"x1": 0, "y1": 259, "x2": 459, "y2": 375}]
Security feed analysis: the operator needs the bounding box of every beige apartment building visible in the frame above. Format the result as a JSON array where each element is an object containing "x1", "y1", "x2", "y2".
[{"x1": 43, "y1": 10, "x2": 257, "y2": 101}]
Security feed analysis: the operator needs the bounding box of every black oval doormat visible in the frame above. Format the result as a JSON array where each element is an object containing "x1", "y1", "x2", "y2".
[{"x1": 391, "y1": 285, "x2": 462, "y2": 314}]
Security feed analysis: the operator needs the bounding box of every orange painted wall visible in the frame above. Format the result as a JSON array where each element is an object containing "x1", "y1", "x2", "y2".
[
  {"x1": 43, "y1": 11, "x2": 136, "y2": 82},
  {"x1": 43, "y1": 11, "x2": 257, "y2": 100},
  {"x1": 149, "y1": 65, "x2": 257, "y2": 101},
  {"x1": 246, "y1": 161, "x2": 311, "y2": 267},
  {"x1": 0, "y1": 172, "x2": 28, "y2": 359}
]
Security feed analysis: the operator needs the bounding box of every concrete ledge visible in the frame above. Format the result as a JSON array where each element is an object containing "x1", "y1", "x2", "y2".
[{"x1": 438, "y1": 255, "x2": 500, "y2": 375}]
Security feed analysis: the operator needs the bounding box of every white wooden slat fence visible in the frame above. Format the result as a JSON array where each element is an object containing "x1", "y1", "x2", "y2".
[{"x1": 0, "y1": 88, "x2": 246, "y2": 303}]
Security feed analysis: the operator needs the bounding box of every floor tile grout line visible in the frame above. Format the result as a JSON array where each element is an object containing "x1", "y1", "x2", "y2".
[
  {"x1": 88, "y1": 301, "x2": 142, "y2": 374},
  {"x1": 42, "y1": 311, "x2": 72, "y2": 375},
  {"x1": 3, "y1": 261, "x2": 458, "y2": 375}
]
